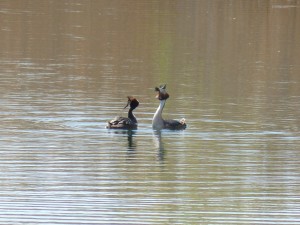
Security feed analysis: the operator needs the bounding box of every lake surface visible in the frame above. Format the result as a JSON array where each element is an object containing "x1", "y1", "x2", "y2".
[{"x1": 0, "y1": 0, "x2": 300, "y2": 224}]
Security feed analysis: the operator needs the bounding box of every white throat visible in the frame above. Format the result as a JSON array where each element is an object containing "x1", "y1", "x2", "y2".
[{"x1": 152, "y1": 100, "x2": 166, "y2": 130}]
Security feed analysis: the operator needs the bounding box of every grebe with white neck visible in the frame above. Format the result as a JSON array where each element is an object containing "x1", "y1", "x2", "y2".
[
  {"x1": 152, "y1": 84, "x2": 186, "y2": 130},
  {"x1": 106, "y1": 96, "x2": 139, "y2": 129}
]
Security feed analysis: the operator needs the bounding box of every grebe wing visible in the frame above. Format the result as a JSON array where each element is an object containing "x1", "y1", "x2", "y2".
[
  {"x1": 164, "y1": 119, "x2": 186, "y2": 130},
  {"x1": 109, "y1": 116, "x2": 124, "y2": 124},
  {"x1": 108, "y1": 116, "x2": 137, "y2": 127}
]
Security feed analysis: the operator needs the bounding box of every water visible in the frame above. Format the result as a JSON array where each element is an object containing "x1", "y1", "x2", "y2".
[{"x1": 0, "y1": 0, "x2": 300, "y2": 224}]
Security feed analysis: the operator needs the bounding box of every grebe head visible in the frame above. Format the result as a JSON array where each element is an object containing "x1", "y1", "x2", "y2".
[
  {"x1": 124, "y1": 96, "x2": 139, "y2": 110},
  {"x1": 155, "y1": 84, "x2": 169, "y2": 100}
]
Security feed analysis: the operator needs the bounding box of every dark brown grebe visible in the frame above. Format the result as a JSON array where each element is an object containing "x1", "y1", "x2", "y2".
[
  {"x1": 106, "y1": 96, "x2": 139, "y2": 130},
  {"x1": 152, "y1": 84, "x2": 186, "y2": 130}
]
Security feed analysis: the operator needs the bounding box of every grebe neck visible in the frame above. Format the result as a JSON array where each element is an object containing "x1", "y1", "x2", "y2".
[
  {"x1": 152, "y1": 100, "x2": 166, "y2": 130},
  {"x1": 128, "y1": 108, "x2": 137, "y2": 123}
]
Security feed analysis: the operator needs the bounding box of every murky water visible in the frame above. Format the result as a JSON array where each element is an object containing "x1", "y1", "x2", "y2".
[{"x1": 1, "y1": 0, "x2": 300, "y2": 224}]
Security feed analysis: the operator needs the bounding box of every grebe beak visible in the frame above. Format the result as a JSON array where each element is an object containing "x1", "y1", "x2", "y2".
[{"x1": 124, "y1": 100, "x2": 130, "y2": 109}]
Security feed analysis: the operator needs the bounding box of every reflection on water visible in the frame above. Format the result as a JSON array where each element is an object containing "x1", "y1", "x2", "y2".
[
  {"x1": 152, "y1": 130, "x2": 166, "y2": 162},
  {"x1": 0, "y1": 0, "x2": 300, "y2": 224},
  {"x1": 108, "y1": 129, "x2": 137, "y2": 152}
]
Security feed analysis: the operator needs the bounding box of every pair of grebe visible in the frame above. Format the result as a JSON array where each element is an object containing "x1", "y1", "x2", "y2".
[{"x1": 106, "y1": 84, "x2": 186, "y2": 130}]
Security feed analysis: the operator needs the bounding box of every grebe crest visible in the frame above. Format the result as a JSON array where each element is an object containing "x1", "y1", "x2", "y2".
[
  {"x1": 124, "y1": 96, "x2": 139, "y2": 111},
  {"x1": 155, "y1": 84, "x2": 169, "y2": 100}
]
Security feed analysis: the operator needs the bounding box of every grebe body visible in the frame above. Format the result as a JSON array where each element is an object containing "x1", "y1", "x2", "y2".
[
  {"x1": 106, "y1": 97, "x2": 139, "y2": 130},
  {"x1": 152, "y1": 85, "x2": 186, "y2": 130}
]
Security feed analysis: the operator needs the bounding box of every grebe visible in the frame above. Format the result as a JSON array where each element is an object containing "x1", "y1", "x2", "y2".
[
  {"x1": 106, "y1": 96, "x2": 139, "y2": 129},
  {"x1": 152, "y1": 84, "x2": 186, "y2": 130}
]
